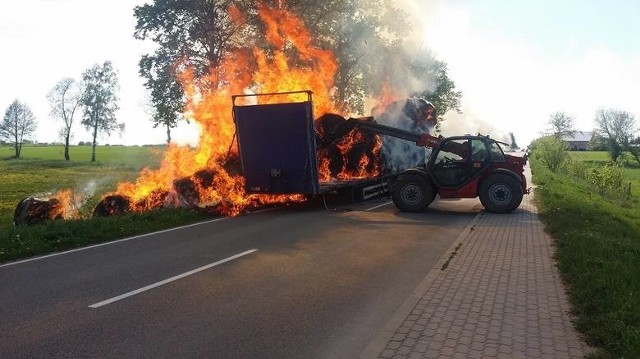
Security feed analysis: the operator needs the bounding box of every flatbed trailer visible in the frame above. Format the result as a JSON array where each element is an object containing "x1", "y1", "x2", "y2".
[{"x1": 232, "y1": 90, "x2": 388, "y2": 200}]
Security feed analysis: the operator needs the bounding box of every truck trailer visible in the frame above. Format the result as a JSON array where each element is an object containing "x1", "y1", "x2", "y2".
[{"x1": 232, "y1": 91, "x2": 528, "y2": 213}]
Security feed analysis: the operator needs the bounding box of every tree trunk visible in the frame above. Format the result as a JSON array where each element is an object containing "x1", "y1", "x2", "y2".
[
  {"x1": 91, "y1": 120, "x2": 98, "y2": 162},
  {"x1": 64, "y1": 132, "x2": 71, "y2": 161},
  {"x1": 334, "y1": 68, "x2": 347, "y2": 114},
  {"x1": 166, "y1": 123, "x2": 172, "y2": 144},
  {"x1": 13, "y1": 131, "x2": 20, "y2": 158}
]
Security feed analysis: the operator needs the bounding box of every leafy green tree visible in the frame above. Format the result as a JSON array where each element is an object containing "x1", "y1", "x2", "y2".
[
  {"x1": 254, "y1": 0, "x2": 421, "y2": 115},
  {"x1": 530, "y1": 136, "x2": 567, "y2": 172},
  {"x1": 588, "y1": 133, "x2": 607, "y2": 151},
  {"x1": 0, "y1": 100, "x2": 37, "y2": 158},
  {"x1": 134, "y1": 0, "x2": 247, "y2": 142},
  {"x1": 134, "y1": 0, "x2": 247, "y2": 78},
  {"x1": 291, "y1": 0, "x2": 409, "y2": 114},
  {"x1": 81, "y1": 61, "x2": 123, "y2": 162},
  {"x1": 594, "y1": 108, "x2": 637, "y2": 163},
  {"x1": 547, "y1": 111, "x2": 576, "y2": 138},
  {"x1": 134, "y1": 0, "x2": 400, "y2": 117},
  {"x1": 139, "y1": 53, "x2": 185, "y2": 144},
  {"x1": 324, "y1": 9, "x2": 385, "y2": 114},
  {"x1": 47, "y1": 78, "x2": 83, "y2": 160},
  {"x1": 133, "y1": 1, "x2": 459, "y2": 124},
  {"x1": 409, "y1": 49, "x2": 462, "y2": 122}
]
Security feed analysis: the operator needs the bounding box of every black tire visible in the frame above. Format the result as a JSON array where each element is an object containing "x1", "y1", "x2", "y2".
[
  {"x1": 479, "y1": 174, "x2": 523, "y2": 213},
  {"x1": 391, "y1": 174, "x2": 436, "y2": 212}
]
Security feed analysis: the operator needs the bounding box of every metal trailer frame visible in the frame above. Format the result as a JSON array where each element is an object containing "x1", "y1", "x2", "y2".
[
  {"x1": 231, "y1": 91, "x2": 389, "y2": 198},
  {"x1": 232, "y1": 90, "x2": 320, "y2": 194}
]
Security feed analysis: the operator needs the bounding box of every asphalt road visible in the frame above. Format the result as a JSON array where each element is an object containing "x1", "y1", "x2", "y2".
[{"x1": 0, "y1": 195, "x2": 482, "y2": 359}]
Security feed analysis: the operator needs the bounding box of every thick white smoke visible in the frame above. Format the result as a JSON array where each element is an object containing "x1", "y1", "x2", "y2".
[
  {"x1": 439, "y1": 107, "x2": 510, "y2": 144},
  {"x1": 372, "y1": 98, "x2": 436, "y2": 172},
  {"x1": 378, "y1": 1, "x2": 512, "y2": 146}
]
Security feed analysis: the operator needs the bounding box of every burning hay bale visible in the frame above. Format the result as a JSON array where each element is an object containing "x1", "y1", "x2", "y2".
[
  {"x1": 13, "y1": 190, "x2": 79, "y2": 226},
  {"x1": 314, "y1": 97, "x2": 436, "y2": 178},
  {"x1": 14, "y1": 197, "x2": 64, "y2": 226},
  {"x1": 92, "y1": 169, "x2": 232, "y2": 217},
  {"x1": 172, "y1": 169, "x2": 245, "y2": 215},
  {"x1": 93, "y1": 195, "x2": 132, "y2": 217},
  {"x1": 315, "y1": 113, "x2": 355, "y2": 148},
  {"x1": 315, "y1": 113, "x2": 382, "y2": 179},
  {"x1": 12, "y1": 3, "x2": 444, "y2": 225},
  {"x1": 132, "y1": 189, "x2": 174, "y2": 212},
  {"x1": 221, "y1": 154, "x2": 242, "y2": 177},
  {"x1": 373, "y1": 98, "x2": 436, "y2": 172},
  {"x1": 372, "y1": 97, "x2": 437, "y2": 129},
  {"x1": 173, "y1": 169, "x2": 216, "y2": 207}
]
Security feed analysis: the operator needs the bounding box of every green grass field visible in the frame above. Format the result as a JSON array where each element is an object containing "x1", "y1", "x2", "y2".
[
  {"x1": 531, "y1": 151, "x2": 640, "y2": 359},
  {"x1": 0, "y1": 145, "x2": 211, "y2": 262},
  {"x1": 568, "y1": 150, "x2": 640, "y2": 197},
  {"x1": 0, "y1": 145, "x2": 165, "y2": 227},
  {"x1": 1, "y1": 144, "x2": 164, "y2": 164}
]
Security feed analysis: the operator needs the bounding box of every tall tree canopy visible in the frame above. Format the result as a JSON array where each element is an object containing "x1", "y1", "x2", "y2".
[
  {"x1": 0, "y1": 100, "x2": 37, "y2": 158},
  {"x1": 264, "y1": 0, "x2": 410, "y2": 114},
  {"x1": 547, "y1": 111, "x2": 576, "y2": 138},
  {"x1": 133, "y1": 0, "x2": 460, "y2": 135},
  {"x1": 47, "y1": 78, "x2": 83, "y2": 160},
  {"x1": 134, "y1": 0, "x2": 247, "y2": 141},
  {"x1": 594, "y1": 108, "x2": 638, "y2": 163},
  {"x1": 409, "y1": 50, "x2": 462, "y2": 123},
  {"x1": 81, "y1": 61, "x2": 123, "y2": 162}
]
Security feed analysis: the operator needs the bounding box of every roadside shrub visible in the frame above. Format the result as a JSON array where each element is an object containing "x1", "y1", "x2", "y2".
[
  {"x1": 531, "y1": 136, "x2": 567, "y2": 172},
  {"x1": 560, "y1": 157, "x2": 588, "y2": 180},
  {"x1": 588, "y1": 162, "x2": 624, "y2": 194},
  {"x1": 616, "y1": 152, "x2": 638, "y2": 168}
]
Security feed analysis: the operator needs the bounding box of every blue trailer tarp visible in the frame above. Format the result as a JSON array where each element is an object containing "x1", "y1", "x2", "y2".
[{"x1": 232, "y1": 91, "x2": 320, "y2": 194}]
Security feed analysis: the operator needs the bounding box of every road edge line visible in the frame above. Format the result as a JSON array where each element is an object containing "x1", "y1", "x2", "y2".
[{"x1": 88, "y1": 249, "x2": 258, "y2": 308}]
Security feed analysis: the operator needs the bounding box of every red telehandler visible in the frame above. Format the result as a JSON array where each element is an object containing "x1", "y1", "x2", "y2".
[{"x1": 348, "y1": 118, "x2": 529, "y2": 213}]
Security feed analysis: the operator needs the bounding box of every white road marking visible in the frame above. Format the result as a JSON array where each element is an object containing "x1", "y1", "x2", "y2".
[
  {"x1": 365, "y1": 201, "x2": 392, "y2": 212},
  {"x1": 88, "y1": 249, "x2": 258, "y2": 308},
  {"x1": 0, "y1": 217, "x2": 234, "y2": 269}
]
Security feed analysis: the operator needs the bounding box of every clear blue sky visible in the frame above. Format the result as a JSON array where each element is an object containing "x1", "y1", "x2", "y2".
[
  {"x1": 464, "y1": 0, "x2": 640, "y2": 55},
  {"x1": 1, "y1": 0, "x2": 639, "y2": 147},
  {"x1": 411, "y1": 0, "x2": 640, "y2": 145}
]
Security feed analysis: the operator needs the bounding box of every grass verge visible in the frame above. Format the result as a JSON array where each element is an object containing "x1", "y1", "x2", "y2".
[
  {"x1": 0, "y1": 145, "x2": 213, "y2": 263},
  {"x1": 530, "y1": 154, "x2": 640, "y2": 358},
  {"x1": 0, "y1": 208, "x2": 211, "y2": 263}
]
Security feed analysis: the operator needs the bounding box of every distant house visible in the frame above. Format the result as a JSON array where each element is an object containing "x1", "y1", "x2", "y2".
[{"x1": 563, "y1": 131, "x2": 593, "y2": 151}]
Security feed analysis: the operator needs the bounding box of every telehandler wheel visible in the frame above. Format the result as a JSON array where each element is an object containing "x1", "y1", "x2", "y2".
[
  {"x1": 479, "y1": 174, "x2": 523, "y2": 213},
  {"x1": 391, "y1": 174, "x2": 436, "y2": 212}
]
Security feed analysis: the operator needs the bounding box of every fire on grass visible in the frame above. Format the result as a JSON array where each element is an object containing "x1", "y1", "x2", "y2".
[{"x1": 14, "y1": 3, "x2": 430, "y2": 226}]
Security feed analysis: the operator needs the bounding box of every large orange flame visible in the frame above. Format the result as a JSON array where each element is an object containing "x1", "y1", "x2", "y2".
[
  {"x1": 51, "y1": 190, "x2": 81, "y2": 219},
  {"x1": 109, "y1": 2, "x2": 343, "y2": 216},
  {"x1": 45, "y1": 2, "x2": 390, "y2": 219}
]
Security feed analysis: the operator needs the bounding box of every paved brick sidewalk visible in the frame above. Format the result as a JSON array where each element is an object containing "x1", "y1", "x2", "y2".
[{"x1": 361, "y1": 170, "x2": 592, "y2": 358}]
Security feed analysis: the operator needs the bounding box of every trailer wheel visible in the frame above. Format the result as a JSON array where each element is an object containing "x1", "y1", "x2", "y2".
[
  {"x1": 479, "y1": 174, "x2": 523, "y2": 213},
  {"x1": 391, "y1": 175, "x2": 435, "y2": 212}
]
